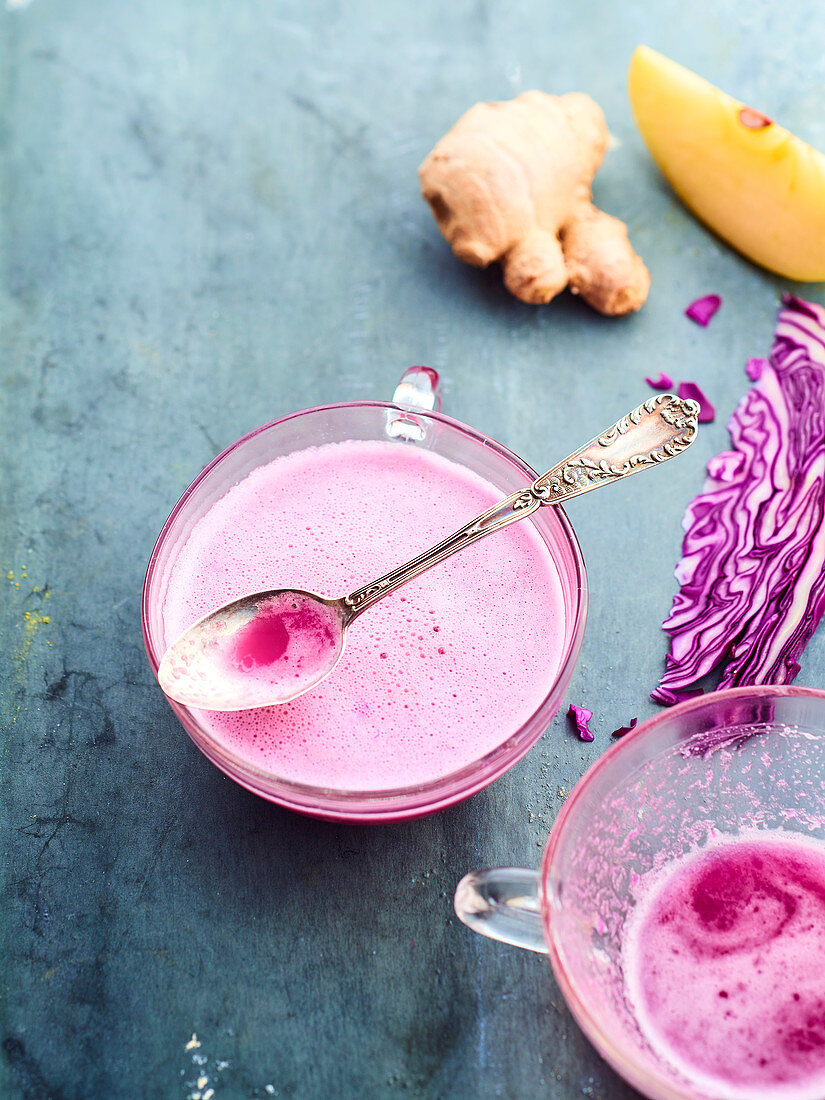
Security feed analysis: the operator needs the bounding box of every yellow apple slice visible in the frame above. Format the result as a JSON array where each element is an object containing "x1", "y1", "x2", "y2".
[{"x1": 628, "y1": 45, "x2": 825, "y2": 281}]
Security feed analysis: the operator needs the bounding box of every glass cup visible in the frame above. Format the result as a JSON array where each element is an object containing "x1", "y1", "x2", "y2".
[
  {"x1": 142, "y1": 368, "x2": 588, "y2": 823},
  {"x1": 455, "y1": 685, "x2": 825, "y2": 1099}
]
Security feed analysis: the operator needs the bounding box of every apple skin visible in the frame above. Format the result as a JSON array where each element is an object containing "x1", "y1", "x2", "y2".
[{"x1": 628, "y1": 45, "x2": 825, "y2": 282}]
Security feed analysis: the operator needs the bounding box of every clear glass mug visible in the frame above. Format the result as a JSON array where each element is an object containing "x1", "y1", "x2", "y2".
[
  {"x1": 455, "y1": 686, "x2": 825, "y2": 1100},
  {"x1": 142, "y1": 368, "x2": 588, "y2": 823}
]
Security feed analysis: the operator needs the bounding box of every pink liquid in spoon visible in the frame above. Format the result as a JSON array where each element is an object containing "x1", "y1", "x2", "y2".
[
  {"x1": 233, "y1": 602, "x2": 292, "y2": 668},
  {"x1": 224, "y1": 592, "x2": 341, "y2": 689}
]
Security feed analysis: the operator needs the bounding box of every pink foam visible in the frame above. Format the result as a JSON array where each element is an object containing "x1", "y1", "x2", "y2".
[
  {"x1": 162, "y1": 440, "x2": 566, "y2": 790},
  {"x1": 623, "y1": 834, "x2": 825, "y2": 1098}
]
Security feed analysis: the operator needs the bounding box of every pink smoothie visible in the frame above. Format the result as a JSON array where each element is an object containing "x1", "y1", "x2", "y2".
[
  {"x1": 623, "y1": 834, "x2": 825, "y2": 1099},
  {"x1": 162, "y1": 439, "x2": 568, "y2": 790}
]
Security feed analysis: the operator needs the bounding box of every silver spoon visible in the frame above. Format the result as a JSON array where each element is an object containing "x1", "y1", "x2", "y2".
[{"x1": 158, "y1": 394, "x2": 699, "y2": 711}]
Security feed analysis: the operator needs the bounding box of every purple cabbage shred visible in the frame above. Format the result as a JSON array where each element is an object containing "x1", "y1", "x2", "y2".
[
  {"x1": 677, "y1": 381, "x2": 715, "y2": 423},
  {"x1": 611, "y1": 718, "x2": 638, "y2": 738},
  {"x1": 650, "y1": 686, "x2": 705, "y2": 706},
  {"x1": 645, "y1": 371, "x2": 674, "y2": 391},
  {"x1": 653, "y1": 296, "x2": 825, "y2": 705},
  {"x1": 568, "y1": 703, "x2": 594, "y2": 741},
  {"x1": 685, "y1": 294, "x2": 722, "y2": 326},
  {"x1": 746, "y1": 357, "x2": 766, "y2": 381}
]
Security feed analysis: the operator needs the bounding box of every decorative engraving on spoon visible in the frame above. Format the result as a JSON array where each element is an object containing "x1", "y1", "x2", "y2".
[{"x1": 531, "y1": 393, "x2": 699, "y2": 506}]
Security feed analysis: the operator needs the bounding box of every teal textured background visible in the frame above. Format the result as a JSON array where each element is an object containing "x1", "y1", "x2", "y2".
[{"x1": 2, "y1": 1, "x2": 824, "y2": 1097}]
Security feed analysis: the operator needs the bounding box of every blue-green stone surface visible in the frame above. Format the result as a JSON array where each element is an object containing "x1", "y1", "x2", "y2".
[{"x1": 2, "y1": 1, "x2": 824, "y2": 1096}]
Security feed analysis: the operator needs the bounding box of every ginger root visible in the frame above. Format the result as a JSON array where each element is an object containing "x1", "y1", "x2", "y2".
[{"x1": 418, "y1": 91, "x2": 650, "y2": 315}]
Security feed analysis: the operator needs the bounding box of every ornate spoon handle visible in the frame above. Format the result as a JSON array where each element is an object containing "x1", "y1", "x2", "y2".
[
  {"x1": 531, "y1": 391, "x2": 700, "y2": 504},
  {"x1": 343, "y1": 394, "x2": 699, "y2": 620}
]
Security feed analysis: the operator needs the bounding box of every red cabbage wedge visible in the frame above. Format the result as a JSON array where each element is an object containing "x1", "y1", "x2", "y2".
[{"x1": 653, "y1": 295, "x2": 825, "y2": 705}]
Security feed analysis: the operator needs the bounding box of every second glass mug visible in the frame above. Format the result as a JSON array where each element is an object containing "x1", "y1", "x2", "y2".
[
  {"x1": 142, "y1": 367, "x2": 589, "y2": 822},
  {"x1": 454, "y1": 686, "x2": 825, "y2": 1100}
]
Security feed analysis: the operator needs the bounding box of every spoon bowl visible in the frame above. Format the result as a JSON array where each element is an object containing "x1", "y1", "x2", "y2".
[
  {"x1": 157, "y1": 392, "x2": 699, "y2": 712},
  {"x1": 158, "y1": 589, "x2": 348, "y2": 710}
]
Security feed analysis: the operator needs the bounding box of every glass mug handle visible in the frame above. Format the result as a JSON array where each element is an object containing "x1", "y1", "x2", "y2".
[
  {"x1": 454, "y1": 868, "x2": 548, "y2": 954},
  {"x1": 387, "y1": 367, "x2": 442, "y2": 442},
  {"x1": 392, "y1": 365, "x2": 442, "y2": 411}
]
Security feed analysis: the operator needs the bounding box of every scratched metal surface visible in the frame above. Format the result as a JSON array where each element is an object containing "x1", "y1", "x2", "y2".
[{"x1": 2, "y1": 1, "x2": 824, "y2": 1097}]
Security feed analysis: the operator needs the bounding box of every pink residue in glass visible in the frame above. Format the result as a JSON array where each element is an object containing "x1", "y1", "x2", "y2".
[
  {"x1": 678, "y1": 381, "x2": 715, "y2": 423},
  {"x1": 645, "y1": 372, "x2": 674, "y2": 391},
  {"x1": 568, "y1": 703, "x2": 594, "y2": 742},
  {"x1": 623, "y1": 837, "x2": 825, "y2": 1094},
  {"x1": 685, "y1": 294, "x2": 722, "y2": 327}
]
